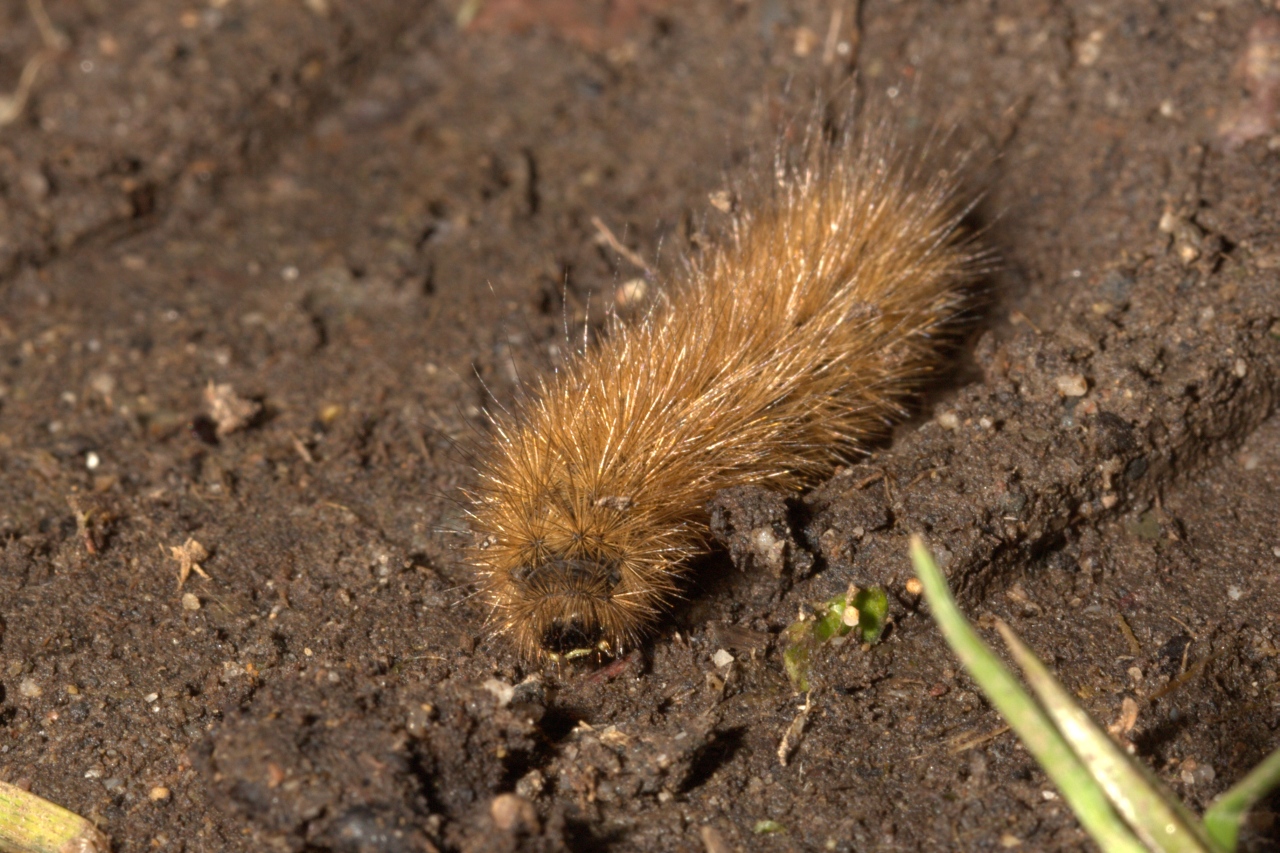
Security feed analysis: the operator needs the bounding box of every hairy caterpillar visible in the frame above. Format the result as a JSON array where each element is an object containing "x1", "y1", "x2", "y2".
[{"x1": 469, "y1": 116, "x2": 978, "y2": 660}]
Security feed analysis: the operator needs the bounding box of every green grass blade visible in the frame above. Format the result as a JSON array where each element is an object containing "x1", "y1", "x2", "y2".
[
  {"x1": 996, "y1": 622, "x2": 1216, "y2": 853},
  {"x1": 909, "y1": 536, "x2": 1150, "y2": 853},
  {"x1": 1203, "y1": 745, "x2": 1280, "y2": 851}
]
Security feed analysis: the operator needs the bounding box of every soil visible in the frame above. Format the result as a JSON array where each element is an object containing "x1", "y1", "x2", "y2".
[{"x1": 1, "y1": 1, "x2": 1279, "y2": 851}]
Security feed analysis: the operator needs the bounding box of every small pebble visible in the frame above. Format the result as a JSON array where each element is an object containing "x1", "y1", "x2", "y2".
[
  {"x1": 750, "y1": 528, "x2": 785, "y2": 573},
  {"x1": 701, "y1": 825, "x2": 734, "y2": 853},
  {"x1": 1180, "y1": 758, "x2": 1216, "y2": 786},
  {"x1": 708, "y1": 189, "x2": 734, "y2": 212},
  {"x1": 615, "y1": 278, "x2": 648, "y2": 309},
  {"x1": 490, "y1": 793, "x2": 538, "y2": 833},
  {"x1": 149, "y1": 786, "x2": 171, "y2": 802},
  {"x1": 18, "y1": 678, "x2": 42, "y2": 698},
  {"x1": 483, "y1": 678, "x2": 515, "y2": 707},
  {"x1": 1076, "y1": 29, "x2": 1104, "y2": 65},
  {"x1": 515, "y1": 769, "x2": 545, "y2": 799},
  {"x1": 181, "y1": 593, "x2": 201, "y2": 611},
  {"x1": 1055, "y1": 374, "x2": 1088, "y2": 397},
  {"x1": 712, "y1": 649, "x2": 734, "y2": 669}
]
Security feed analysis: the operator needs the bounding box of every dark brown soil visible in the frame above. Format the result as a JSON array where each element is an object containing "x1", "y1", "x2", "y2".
[{"x1": 2, "y1": 1, "x2": 1279, "y2": 851}]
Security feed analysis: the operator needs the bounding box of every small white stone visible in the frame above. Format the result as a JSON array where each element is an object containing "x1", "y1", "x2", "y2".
[
  {"x1": 1055, "y1": 374, "x2": 1088, "y2": 397},
  {"x1": 615, "y1": 279, "x2": 647, "y2": 309},
  {"x1": 1076, "y1": 29, "x2": 1104, "y2": 66},
  {"x1": 750, "y1": 528, "x2": 785, "y2": 573},
  {"x1": 708, "y1": 189, "x2": 733, "y2": 212},
  {"x1": 712, "y1": 649, "x2": 734, "y2": 669},
  {"x1": 483, "y1": 678, "x2": 515, "y2": 707},
  {"x1": 490, "y1": 793, "x2": 537, "y2": 832}
]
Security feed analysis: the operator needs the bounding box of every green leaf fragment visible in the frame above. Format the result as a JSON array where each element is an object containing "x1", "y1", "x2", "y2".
[
  {"x1": 782, "y1": 587, "x2": 889, "y2": 691},
  {"x1": 851, "y1": 586, "x2": 889, "y2": 644},
  {"x1": 752, "y1": 820, "x2": 786, "y2": 835},
  {"x1": 812, "y1": 597, "x2": 848, "y2": 644},
  {"x1": 783, "y1": 621, "x2": 814, "y2": 693}
]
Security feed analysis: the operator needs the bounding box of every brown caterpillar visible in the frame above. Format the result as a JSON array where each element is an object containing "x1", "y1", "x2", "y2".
[{"x1": 468, "y1": 116, "x2": 978, "y2": 660}]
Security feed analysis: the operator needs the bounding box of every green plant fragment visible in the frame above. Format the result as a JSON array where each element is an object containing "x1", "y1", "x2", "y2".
[
  {"x1": 782, "y1": 587, "x2": 889, "y2": 691},
  {"x1": 851, "y1": 586, "x2": 888, "y2": 644},
  {"x1": 997, "y1": 622, "x2": 1215, "y2": 853},
  {"x1": 812, "y1": 597, "x2": 847, "y2": 643},
  {"x1": 1202, "y1": 740, "x2": 1280, "y2": 851},
  {"x1": 0, "y1": 779, "x2": 110, "y2": 853},
  {"x1": 783, "y1": 619, "x2": 814, "y2": 692},
  {"x1": 909, "y1": 537, "x2": 1149, "y2": 853}
]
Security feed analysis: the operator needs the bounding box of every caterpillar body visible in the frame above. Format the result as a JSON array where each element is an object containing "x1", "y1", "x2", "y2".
[{"x1": 469, "y1": 120, "x2": 977, "y2": 660}]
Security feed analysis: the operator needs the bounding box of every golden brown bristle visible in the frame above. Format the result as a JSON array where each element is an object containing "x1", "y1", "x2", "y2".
[{"x1": 468, "y1": 117, "x2": 978, "y2": 660}]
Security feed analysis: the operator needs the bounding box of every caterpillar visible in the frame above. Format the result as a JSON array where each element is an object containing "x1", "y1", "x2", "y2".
[{"x1": 468, "y1": 114, "x2": 978, "y2": 660}]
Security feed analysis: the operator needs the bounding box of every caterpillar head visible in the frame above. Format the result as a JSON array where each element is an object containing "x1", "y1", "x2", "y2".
[{"x1": 483, "y1": 550, "x2": 677, "y2": 660}]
